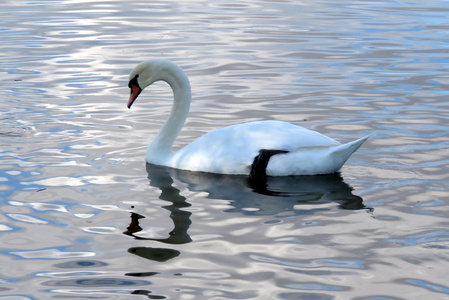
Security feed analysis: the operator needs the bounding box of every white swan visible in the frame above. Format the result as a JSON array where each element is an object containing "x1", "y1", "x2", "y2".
[{"x1": 127, "y1": 59, "x2": 371, "y2": 178}]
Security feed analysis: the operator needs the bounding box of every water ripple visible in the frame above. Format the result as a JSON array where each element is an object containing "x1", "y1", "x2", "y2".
[
  {"x1": 8, "y1": 248, "x2": 96, "y2": 260},
  {"x1": 1, "y1": 0, "x2": 449, "y2": 299},
  {"x1": 250, "y1": 254, "x2": 365, "y2": 270},
  {"x1": 406, "y1": 279, "x2": 449, "y2": 295},
  {"x1": 385, "y1": 230, "x2": 449, "y2": 246}
]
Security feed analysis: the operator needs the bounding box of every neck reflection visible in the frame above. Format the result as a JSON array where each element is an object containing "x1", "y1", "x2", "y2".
[{"x1": 123, "y1": 164, "x2": 192, "y2": 245}]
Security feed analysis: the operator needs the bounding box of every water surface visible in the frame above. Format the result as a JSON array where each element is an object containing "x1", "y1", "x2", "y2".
[{"x1": 1, "y1": 0, "x2": 449, "y2": 299}]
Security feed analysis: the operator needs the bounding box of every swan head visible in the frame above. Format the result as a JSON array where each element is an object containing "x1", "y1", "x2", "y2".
[
  {"x1": 127, "y1": 59, "x2": 188, "y2": 109},
  {"x1": 127, "y1": 60, "x2": 161, "y2": 108}
]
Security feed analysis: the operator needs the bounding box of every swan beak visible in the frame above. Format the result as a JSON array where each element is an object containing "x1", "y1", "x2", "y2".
[{"x1": 127, "y1": 83, "x2": 142, "y2": 109}]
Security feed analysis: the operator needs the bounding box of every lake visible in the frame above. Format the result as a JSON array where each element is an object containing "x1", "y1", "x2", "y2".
[{"x1": 1, "y1": 0, "x2": 449, "y2": 299}]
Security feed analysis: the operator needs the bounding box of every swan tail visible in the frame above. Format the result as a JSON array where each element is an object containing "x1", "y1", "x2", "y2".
[
  {"x1": 265, "y1": 133, "x2": 372, "y2": 176},
  {"x1": 331, "y1": 133, "x2": 372, "y2": 167}
]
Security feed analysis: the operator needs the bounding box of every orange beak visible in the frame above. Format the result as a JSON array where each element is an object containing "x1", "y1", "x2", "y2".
[{"x1": 127, "y1": 83, "x2": 141, "y2": 109}]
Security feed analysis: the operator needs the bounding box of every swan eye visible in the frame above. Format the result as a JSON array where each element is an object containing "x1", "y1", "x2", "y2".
[{"x1": 128, "y1": 74, "x2": 140, "y2": 89}]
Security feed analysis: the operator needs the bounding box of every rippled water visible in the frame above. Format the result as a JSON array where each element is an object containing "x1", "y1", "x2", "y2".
[{"x1": 1, "y1": 0, "x2": 449, "y2": 299}]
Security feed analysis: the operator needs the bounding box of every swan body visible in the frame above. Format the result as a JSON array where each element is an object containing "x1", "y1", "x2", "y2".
[{"x1": 127, "y1": 59, "x2": 370, "y2": 176}]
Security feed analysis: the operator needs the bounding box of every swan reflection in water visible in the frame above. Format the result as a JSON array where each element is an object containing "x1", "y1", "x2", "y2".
[
  {"x1": 124, "y1": 164, "x2": 371, "y2": 248},
  {"x1": 123, "y1": 164, "x2": 371, "y2": 297}
]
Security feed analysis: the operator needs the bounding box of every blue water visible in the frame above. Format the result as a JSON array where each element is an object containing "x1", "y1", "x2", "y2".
[{"x1": 1, "y1": 0, "x2": 449, "y2": 299}]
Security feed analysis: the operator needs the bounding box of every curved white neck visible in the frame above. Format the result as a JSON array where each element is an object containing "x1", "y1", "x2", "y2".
[{"x1": 147, "y1": 65, "x2": 191, "y2": 161}]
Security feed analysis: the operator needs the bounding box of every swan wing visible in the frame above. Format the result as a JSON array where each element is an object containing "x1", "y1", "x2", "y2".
[{"x1": 168, "y1": 120, "x2": 340, "y2": 174}]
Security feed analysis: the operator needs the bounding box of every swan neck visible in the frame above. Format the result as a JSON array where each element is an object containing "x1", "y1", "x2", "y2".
[{"x1": 148, "y1": 65, "x2": 191, "y2": 159}]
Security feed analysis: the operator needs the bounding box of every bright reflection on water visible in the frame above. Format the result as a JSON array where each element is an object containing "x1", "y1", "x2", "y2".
[{"x1": 1, "y1": 0, "x2": 449, "y2": 299}]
